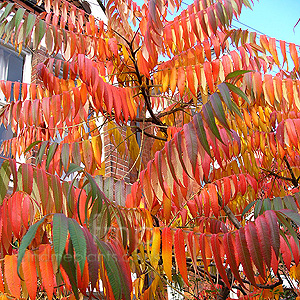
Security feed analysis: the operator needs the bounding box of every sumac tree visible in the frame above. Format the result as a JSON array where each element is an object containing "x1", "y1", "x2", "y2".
[{"x1": 0, "y1": 0, "x2": 299, "y2": 299}]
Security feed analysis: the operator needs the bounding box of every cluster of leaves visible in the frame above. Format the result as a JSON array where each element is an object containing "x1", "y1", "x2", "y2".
[{"x1": 1, "y1": 0, "x2": 300, "y2": 299}]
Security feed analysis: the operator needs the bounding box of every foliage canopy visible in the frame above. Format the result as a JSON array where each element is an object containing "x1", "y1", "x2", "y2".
[{"x1": 0, "y1": 0, "x2": 300, "y2": 299}]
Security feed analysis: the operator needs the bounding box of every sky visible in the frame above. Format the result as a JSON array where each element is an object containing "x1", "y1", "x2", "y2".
[{"x1": 235, "y1": 0, "x2": 300, "y2": 45}]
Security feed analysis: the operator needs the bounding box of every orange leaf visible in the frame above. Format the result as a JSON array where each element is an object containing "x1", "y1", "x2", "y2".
[
  {"x1": 269, "y1": 37, "x2": 279, "y2": 66},
  {"x1": 39, "y1": 244, "x2": 54, "y2": 300},
  {"x1": 0, "y1": 264, "x2": 4, "y2": 293},
  {"x1": 91, "y1": 135, "x2": 102, "y2": 167},
  {"x1": 174, "y1": 229, "x2": 188, "y2": 285},
  {"x1": 162, "y1": 227, "x2": 173, "y2": 281},
  {"x1": 4, "y1": 255, "x2": 21, "y2": 298},
  {"x1": 177, "y1": 66, "x2": 186, "y2": 97},
  {"x1": 22, "y1": 250, "x2": 37, "y2": 300},
  {"x1": 82, "y1": 140, "x2": 95, "y2": 174},
  {"x1": 151, "y1": 227, "x2": 161, "y2": 270},
  {"x1": 289, "y1": 43, "x2": 299, "y2": 71}
]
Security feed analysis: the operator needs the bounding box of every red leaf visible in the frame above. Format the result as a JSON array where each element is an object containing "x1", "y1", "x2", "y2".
[
  {"x1": 255, "y1": 215, "x2": 272, "y2": 268},
  {"x1": 211, "y1": 234, "x2": 230, "y2": 288},
  {"x1": 235, "y1": 228, "x2": 257, "y2": 287},
  {"x1": 223, "y1": 233, "x2": 245, "y2": 288},
  {"x1": 280, "y1": 235, "x2": 291, "y2": 269},
  {"x1": 245, "y1": 222, "x2": 265, "y2": 277},
  {"x1": 264, "y1": 210, "x2": 280, "y2": 258},
  {"x1": 289, "y1": 236, "x2": 300, "y2": 265},
  {"x1": 174, "y1": 229, "x2": 188, "y2": 285},
  {"x1": 82, "y1": 227, "x2": 99, "y2": 289},
  {"x1": 207, "y1": 184, "x2": 219, "y2": 218}
]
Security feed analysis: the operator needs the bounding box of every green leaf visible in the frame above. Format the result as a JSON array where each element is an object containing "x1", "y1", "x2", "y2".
[
  {"x1": 263, "y1": 198, "x2": 271, "y2": 211},
  {"x1": 95, "y1": 239, "x2": 122, "y2": 300},
  {"x1": 225, "y1": 82, "x2": 250, "y2": 104},
  {"x1": 210, "y1": 93, "x2": 229, "y2": 129},
  {"x1": 53, "y1": 213, "x2": 69, "y2": 266},
  {"x1": 225, "y1": 70, "x2": 254, "y2": 81},
  {"x1": 15, "y1": 8, "x2": 25, "y2": 31},
  {"x1": 68, "y1": 218, "x2": 86, "y2": 276},
  {"x1": 202, "y1": 103, "x2": 222, "y2": 142},
  {"x1": 193, "y1": 114, "x2": 211, "y2": 156},
  {"x1": 276, "y1": 212, "x2": 300, "y2": 251},
  {"x1": 278, "y1": 209, "x2": 300, "y2": 227},
  {"x1": 46, "y1": 142, "x2": 58, "y2": 170},
  {"x1": 36, "y1": 141, "x2": 48, "y2": 165},
  {"x1": 25, "y1": 13, "x2": 36, "y2": 40},
  {"x1": 24, "y1": 140, "x2": 42, "y2": 154},
  {"x1": 273, "y1": 197, "x2": 284, "y2": 211},
  {"x1": 218, "y1": 82, "x2": 232, "y2": 111},
  {"x1": 0, "y1": 160, "x2": 11, "y2": 205},
  {"x1": 17, "y1": 217, "x2": 45, "y2": 277},
  {"x1": 0, "y1": 3, "x2": 14, "y2": 23},
  {"x1": 61, "y1": 143, "x2": 70, "y2": 171},
  {"x1": 254, "y1": 199, "x2": 262, "y2": 218},
  {"x1": 61, "y1": 241, "x2": 79, "y2": 300},
  {"x1": 241, "y1": 200, "x2": 256, "y2": 217},
  {"x1": 283, "y1": 195, "x2": 298, "y2": 212},
  {"x1": 33, "y1": 19, "x2": 46, "y2": 49},
  {"x1": 66, "y1": 163, "x2": 84, "y2": 176}
]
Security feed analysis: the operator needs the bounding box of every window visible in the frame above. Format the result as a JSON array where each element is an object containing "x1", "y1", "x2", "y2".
[{"x1": 0, "y1": 44, "x2": 32, "y2": 162}]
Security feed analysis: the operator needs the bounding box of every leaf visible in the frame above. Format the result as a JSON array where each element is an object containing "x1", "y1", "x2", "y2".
[
  {"x1": 218, "y1": 82, "x2": 232, "y2": 111},
  {"x1": 61, "y1": 241, "x2": 79, "y2": 300},
  {"x1": 235, "y1": 228, "x2": 257, "y2": 287},
  {"x1": 95, "y1": 239, "x2": 122, "y2": 300},
  {"x1": 67, "y1": 163, "x2": 84, "y2": 176},
  {"x1": 22, "y1": 163, "x2": 33, "y2": 195},
  {"x1": 225, "y1": 82, "x2": 250, "y2": 104},
  {"x1": 279, "y1": 209, "x2": 300, "y2": 227},
  {"x1": 193, "y1": 113, "x2": 211, "y2": 156},
  {"x1": 223, "y1": 233, "x2": 245, "y2": 288},
  {"x1": 25, "y1": 13, "x2": 36, "y2": 39},
  {"x1": 174, "y1": 229, "x2": 188, "y2": 285},
  {"x1": 183, "y1": 122, "x2": 198, "y2": 175},
  {"x1": 225, "y1": 70, "x2": 254, "y2": 80},
  {"x1": 82, "y1": 227, "x2": 99, "y2": 289},
  {"x1": 264, "y1": 210, "x2": 280, "y2": 258},
  {"x1": 46, "y1": 142, "x2": 58, "y2": 170},
  {"x1": 22, "y1": 250, "x2": 37, "y2": 300},
  {"x1": 17, "y1": 217, "x2": 45, "y2": 277},
  {"x1": 245, "y1": 222, "x2": 265, "y2": 277},
  {"x1": 202, "y1": 103, "x2": 222, "y2": 142},
  {"x1": 36, "y1": 141, "x2": 48, "y2": 165},
  {"x1": 210, "y1": 93, "x2": 229, "y2": 129},
  {"x1": 53, "y1": 213, "x2": 69, "y2": 266},
  {"x1": 68, "y1": 218, "x2": 87, "y2": 275},
  {"x1": 211, "y1": 234, "x2": 230, "y2": 288},
  {"x1": 24, "y1": 140, "x2": 42, "y2": 154},
  {"x1": 162, "y1": 227, "x2": 173, "y2": 281},
  {"x1": 0, "y1": 3, "x2": 14, "y2": 23},
  {"x1": 255, "y1": 215, "x2": 272, "y2": 268},
  {"x1": 241, "y1": 200, "x2": 257, "y2": 217},
  {"x1": 0, "y1": 160, "x2": 11, "y2": 205},
  {"x1": 4, "y1": 255, "x2": 21, "y2": 298},
  {"x1": 15, "y1": 8, "x2": 25, "y2": 31},
  {"x1": 39, "y1": 244, "x2": 54, "y2": 300},
  {"x1": 150, "y1": 227, "x2": 161, "y2": 270},
  {"x1": 52, "y1": 175, "x2": 63, "y2": 212}
]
